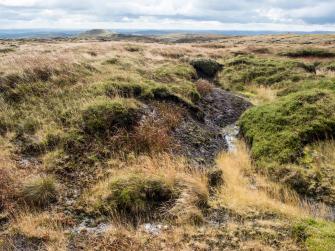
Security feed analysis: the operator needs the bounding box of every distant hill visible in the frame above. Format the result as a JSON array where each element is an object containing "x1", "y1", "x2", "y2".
[{"x1": 78, "y1": 29, "x2": 116, "y2": 38}]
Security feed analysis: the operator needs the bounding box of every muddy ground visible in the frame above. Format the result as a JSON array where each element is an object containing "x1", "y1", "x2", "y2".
[{"x1": 173, "y1": 88, "x2": 251, "y2": 164}]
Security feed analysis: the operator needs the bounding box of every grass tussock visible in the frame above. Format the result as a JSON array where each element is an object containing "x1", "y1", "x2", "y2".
[
  {"x1": 190, "y1": 58, "x2": 222, "y2": 78},
  {"x1": 21, "y1": 176, "x2": 59, "y2": 208},
  {"x1": 81, "y1": 97, "x2": 142, "y2": 135},
  {"x1": 81, "y1": 154, "x2": 209, "y2": 224},
  {"x1": 152, "y1": 63, "x2": 196, "y2": 83},
  {"x1": 242, "y1": 84, "x2": 277, "y2": 105},
  {"x1": 195, "y1": 79, "x2": 214, "y2": 96}
]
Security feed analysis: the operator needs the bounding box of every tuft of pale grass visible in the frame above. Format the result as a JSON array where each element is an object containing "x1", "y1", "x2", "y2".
[
  {"x1": 81, "y1": 154, "x2": 209, "y2": 224},
  {"x1": 316, "y1": 69, "x2": 335, "y2": 78},
  {"x1": 244, "y1": 85, "x2": 277, "y2": 105},
  {"x1": 216, "y1": 141, "x2": 331, "y2": 219},
  {"x1": 21, "y1": 175, "x2": 59, "y2": 208},
  {"x1": 9, "y1": 212, "x2": 67, "y2": 251}
]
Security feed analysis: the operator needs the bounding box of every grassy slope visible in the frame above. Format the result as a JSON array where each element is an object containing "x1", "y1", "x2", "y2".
[{"x1": 1, "y1": 36, "x2": 335, "y2": 250}]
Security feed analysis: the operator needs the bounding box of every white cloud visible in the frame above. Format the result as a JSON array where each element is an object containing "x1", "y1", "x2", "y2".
[{"x1": 0, "y1": 0, "x2": 335, "y2": 30}]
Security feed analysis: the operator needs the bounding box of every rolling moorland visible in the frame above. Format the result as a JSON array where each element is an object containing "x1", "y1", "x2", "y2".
[{"x1": 1, "y1": 32, "x2": 335, "y2": 250}]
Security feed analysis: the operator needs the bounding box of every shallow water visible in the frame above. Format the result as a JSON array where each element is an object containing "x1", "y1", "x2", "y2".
[{"x1": 221, "y1": 124, "x2": 240, "y2": 152}]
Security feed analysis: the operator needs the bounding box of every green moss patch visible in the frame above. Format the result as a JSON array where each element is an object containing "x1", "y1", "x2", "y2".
[
  {"x1": 81, "y1": 98, "x2": 142, "y2": 135},
  {"x1": 293, "y1": 219, "x2": 335, "y2": 251},
  {"x1": 239, "y1": 89, "x2": 335, "y2": 164},
  {"x1": 220, "y1": 55, "x2": 315, "y2": 91}
]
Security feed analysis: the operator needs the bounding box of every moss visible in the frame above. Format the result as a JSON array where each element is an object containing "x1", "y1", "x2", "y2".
[
  {"x1": 293, "y1": 219, "x2": 335, "y2": 251},
  {"x1": 190, "y1": 58, "x2": 222, "y2": 78},
  {"x1": 21, "y1": 176, "x2": 58, "y2": 208},
  {"x1": 239, "y1": 89, "x2": 335, "y2": 164},
  {"x1": 81, "y1": 98, "x2": 142, "y2": 135}
]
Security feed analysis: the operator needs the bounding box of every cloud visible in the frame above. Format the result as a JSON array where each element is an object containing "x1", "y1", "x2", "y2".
[{"x1": 0, "y1": 0, "x2": 335, "y2": 30}]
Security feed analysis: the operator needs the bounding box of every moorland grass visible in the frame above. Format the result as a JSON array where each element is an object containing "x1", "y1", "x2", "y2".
[
  {"x1": 81, "y1": 97, "x2": 142, "y2": 135},
  {"x1": 239, "y1": 89, "x2": 335, "y2": 164},
  {"x1": 21, "y1": 176, "x2": 59, "y2": 208},
  {"x1": 220, "y1": 55, "x2": 316, "y2": 90},
  {"x1": 281, "y1": 48, "x2": 335, "y2": 58}
]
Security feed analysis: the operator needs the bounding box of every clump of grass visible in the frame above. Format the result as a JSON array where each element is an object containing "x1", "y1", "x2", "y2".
[
  {"x1": 242, "y1": 84, "x2": 277, "y2": 105},
  {"x1": 81, "y1": 155, "x2": 208, "y2": 223},
  {"x1": 239, "y1": 89, "x2": 335, "y2": 164},
  {"x1": 281, "y1": 48, "x2": 335, "y2": 58},
  {"x1": 21, "y1": 176, "x2": 59, "y2": 207},
  {"x1": 153, "y1": 63, "x2": 196, "y2": 83},
  {"x1": 124, "y1": 44, "x2": 143, "y2": 52},
  {"x1": 196, "y1": 79, "x2": 214, "y2": 96},
  {"x1": 190, "y1": 58, "x2": 222, "y2": 78},
  {"x1": 87, "y1": 174, "x2": 176, "y2": 216},
  {"x1": 81, "y1": 98, "x2": 142, "y2": 135}
]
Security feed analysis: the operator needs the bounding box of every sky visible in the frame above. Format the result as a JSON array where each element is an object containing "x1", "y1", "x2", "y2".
[{"x1": 1, "y1": 0, "x2": 335, "y2": 31}]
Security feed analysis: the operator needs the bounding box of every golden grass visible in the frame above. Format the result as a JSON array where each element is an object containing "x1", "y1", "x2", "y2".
[
  {"x1": 243, "y1": 85, "x2": 277, "y2": 105},
  {"x1": 9, "y1": 212, "x2": 67, "y2": 251},
  {"x1": 81, "y1": 154, "x2": 209, "y2": 224},
  {"x1": 216, "y1": 141, "x2": 331, "y2": 219}
]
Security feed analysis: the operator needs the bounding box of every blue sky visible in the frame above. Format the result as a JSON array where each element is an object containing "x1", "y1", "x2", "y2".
[{"x1": 1, "y1": 0, "x2": 335, "y2": 31}]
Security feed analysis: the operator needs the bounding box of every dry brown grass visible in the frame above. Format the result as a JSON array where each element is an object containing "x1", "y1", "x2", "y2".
[
  {"x1": 0, "y1": 139, "x2": 20, "y2": 211},
  {"x1": 8, "y1": 212, "x2": 68, "y2": 251},
  {"x1": 196, "y1": 79, "x2": 214, "y2": 96},
  {"x1": 216, "y1": 141, "x2": 331, "y2": 219},
  {"x1": 117, "y1": 103, "x2": 184, "y2": 154}
]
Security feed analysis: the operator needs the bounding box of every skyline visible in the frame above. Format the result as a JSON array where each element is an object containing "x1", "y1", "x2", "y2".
[{"x1": 1, "y1": 0, "x2": 335, "y2": 31}]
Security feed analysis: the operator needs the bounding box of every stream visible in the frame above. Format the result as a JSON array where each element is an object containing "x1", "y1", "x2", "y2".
[{"x1": 221, "y1": 123, "x2": 240, "y2": 152}]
